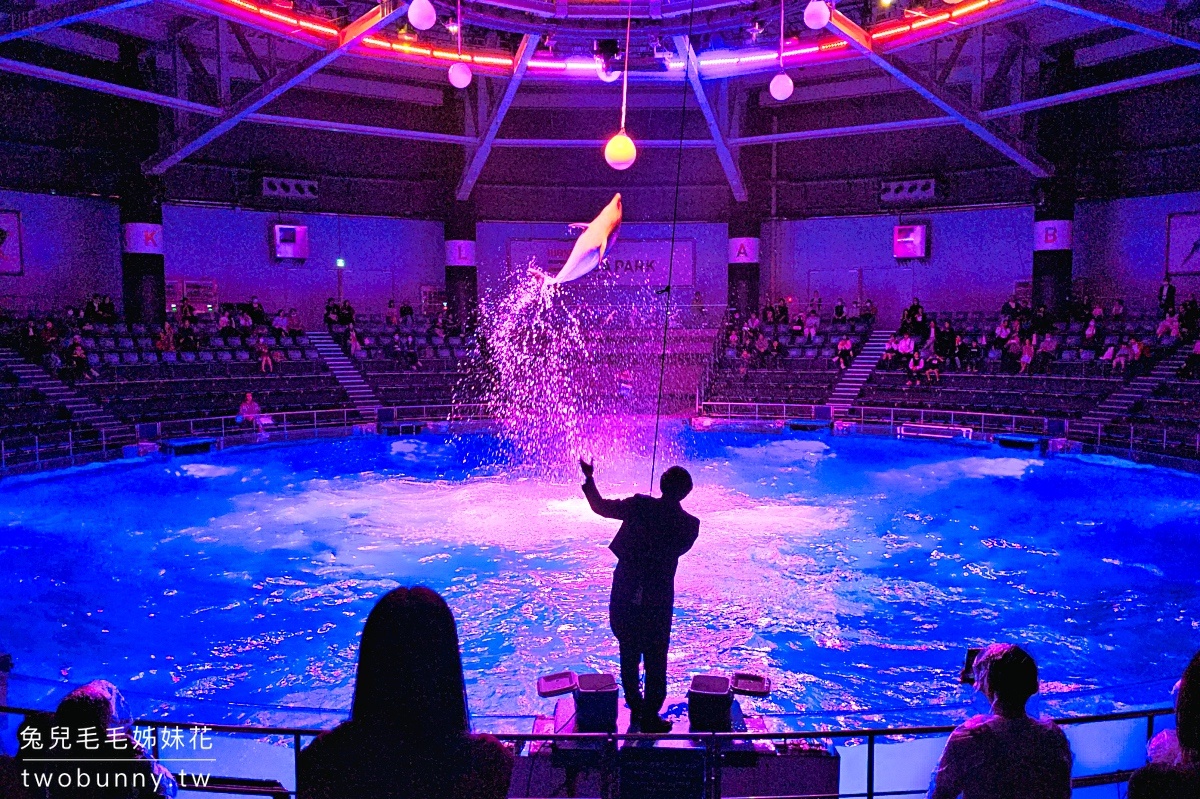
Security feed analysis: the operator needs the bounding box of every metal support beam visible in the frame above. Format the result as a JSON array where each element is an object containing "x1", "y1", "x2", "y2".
[
  {"x1": 1040, "y1": 0, "x2": 1200, "y2": 51},
  {"x1": 215, "y1": 19, "x2": 231, "y2": 107},
  {"x1": 229, "y1": 22, "x2": 269, "y2": 82},
  {"x1": 672, "y1": 35, "x2": 749, "y2": 202},
  {"x1": 936, "y1": 32, "x2": 971, "y2": 86},
  {"x1": 143, "y1": 0, "x2": 407, "y2": 174},
  {"x1": 825, "y1": 8, "x2": 1054, "y2": 177},
  {"x1": 0, "y1": 0, "x2": 151, "y2": 44},
  {"x1": 456, "y1": 33, "x2": 539, "y2": 201}
]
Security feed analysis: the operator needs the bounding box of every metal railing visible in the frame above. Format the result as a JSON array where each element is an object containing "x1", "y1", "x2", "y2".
[
  {"x1": 0, "y1": 703, "x2": 1173, "y2": 799},
  {"x1": 701, "y1": 402, "x2": 821, "y2": 421}
]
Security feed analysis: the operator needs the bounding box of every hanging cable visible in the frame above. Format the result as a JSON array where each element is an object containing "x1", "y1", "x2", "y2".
[
  {"x1": 648, "y1": 0, "x2": 698, "y2": 494},
  {"x1": 620, "y1": 0, "x2": 632, "y2": 131}
]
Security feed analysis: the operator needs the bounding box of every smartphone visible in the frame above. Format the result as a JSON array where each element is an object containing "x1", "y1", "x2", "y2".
[{"x1": 960, "y1": 648, "x2": 982, "y2": 685}]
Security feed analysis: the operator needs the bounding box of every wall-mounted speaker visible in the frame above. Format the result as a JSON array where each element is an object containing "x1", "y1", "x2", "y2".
[
  {"x1": 880, "y1": 178, "x2": 936, "y2": 205},
  {"x1": 273, "y1": 224, "x2": 310, "y2": 260},
  {"x1": 262, "y1": 177, "x2": 319, "y2": 200}
]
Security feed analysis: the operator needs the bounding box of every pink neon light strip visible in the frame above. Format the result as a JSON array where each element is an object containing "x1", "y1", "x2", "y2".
[{"x1": 207, "y1": 0, "x2": 1009, "y2": 77}]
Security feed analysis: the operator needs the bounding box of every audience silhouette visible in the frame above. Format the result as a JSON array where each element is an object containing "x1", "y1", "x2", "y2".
[
  {"x1": 928, "y1": 644, "x2": 1072, "y2": 799},
  {"x1": 1129, "y1": 650, "x2": 1200, "y2": 798},
  {"x1": 298, "y1": 586, "x2": 512, "y2": 799}
]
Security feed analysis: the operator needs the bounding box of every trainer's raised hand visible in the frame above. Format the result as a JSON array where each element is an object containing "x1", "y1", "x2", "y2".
[{"x1": 579, "y1": 458, "x2": 595, "y2": 479}]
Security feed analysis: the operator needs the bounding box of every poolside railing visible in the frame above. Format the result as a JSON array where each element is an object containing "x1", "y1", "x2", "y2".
[
  {"x1": 0, "y1": 703, "x2": 1174, "y2": 798},
  {"x1": 6, "y1": 400, "x2": 1200, "y2": 477}
]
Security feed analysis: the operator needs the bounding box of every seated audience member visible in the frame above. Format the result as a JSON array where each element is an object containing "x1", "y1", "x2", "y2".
[
  {"x1": 754, "y1": 331, "x2": 770, "y2": 367},
  {"x1": 803, "y1": 312, "x2": 820, "y2": 342},
  {"x1": 928, "y1": 644, "x2": 1072, "y2": 799},
  {"x1": 924, "y1": 352, "x2": 942, "y2": 384},
  {"x1": 768, "y1": 337, "x2": 785, "y2": 362},
  {"x1": 897, "y1": 333, "x2": 916, "y2": 360},
  {"x1": 809, "y1": 290, "x2": 823, "y2": 315},
  {"x1": 1035, "y1": 333, "x2": 1058, "y2": 373},
  {"x1": 255, "y1": 339, "x2": 274, "y2": 373},
  {"x1": 179, "y1": 296, "x2": 196, "y2": 322},
  {"x1": 1018, "y1": 339, "x2": 1036, "y2": 374},
  {"x1": 1113, "y1": 342, "x2": 1131, "y2": 373},
  {"x1": 1183, "y1": 339, "x2": 1200, "y2": 380},
  {"x1": 155, "y1": 323, "x2": 176, "y2": 353},
  {"x1": 744, "y1": 312, "x2": 761, "y2": 333},
  {"x1": 19, "y1": 681, "x2": 177, "y2": 798},
  {"x1": 1084, "y1": 318, "x2": 1098, "y2": 342},
  {"x1": 399, "y1": 299, "x2": 415, "y2": 320},
  {"x1": 1000, "y1": 295, "x2": 1021, "y2": 321},
  {"x1": 299, "y1": 587, "x2": 512, "y2": 799},
  {"x1": 906, "y1": 351, "x2": 925, "y2": 386},
  {"x1": 236, "y1": 310, "x2": 254, "y2": 333},
  {"x1": 861, "y1": 298, "x2": 877, "y2": 324},
  {"x1": 1112, "y1": 298, "x2": 1126, "y2": 320},
  {"x1": 324, "y1": 298, "x2": 340, "y2": 329},
  {"x1": 833, "y1": 298, "x2": 847, "y2": 321},
  {"x1": 762, "y1": 304, "x2": 775, "y2": 325},
  {"x1": 250, "y1": 296, "x2": 268, "y2": 325},
  {"x1": 340, "y1": 300, "x2": 357, "y2": 326},
  {"x1": 177, "y1": 320, "x2": 199, "y2": 353},
  {"x1": 348, "y1": 329, "x2": 364, "y2": 359},
  {"x1": 272, "y1": 310, "x2": 290, "y2": 337},
  {"x1": 239, "y1": 392, "x2": 261, "y2": 424},
  {"x1": 1158, "y1": 312, "x2": 1182, "y2": 340},
  {"x1": 774, "y1": 298, "x2": 789, "y2": 326},
  {"x1": 882, "y1": 336, "x2": 899, "y2": 369},
  {"x1": 836, "y1": 336, "x2": 854, "y2": 370},
  {"x1": 1129, "y1": 650, "x2": 1200, "y2": 799},
  {"x1": 218, "y1": 310, "x2": 232, "y2": 330},
  {"x1": 68, "y1": 343, "x2": 98, "y2": 382},
  {"x1": 386, "y1": 299, "x2": 399, "y2": 326}
]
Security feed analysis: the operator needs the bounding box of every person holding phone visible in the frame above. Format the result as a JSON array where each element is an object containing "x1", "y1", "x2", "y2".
[{"x1": 930, "y1": 644, "x2": 1072, "y2": 799}]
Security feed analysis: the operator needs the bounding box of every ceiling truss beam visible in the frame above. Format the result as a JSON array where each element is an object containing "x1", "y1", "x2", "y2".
[
  {"x1": 673, "y1": 35, "x2": 748, "y2": 202},
  {"x1": 1040, "y1": 0, "x2": 1200, "y2": 51},
  {"x1": 142, "y1": 0, "x2": 407, "y2": 174},
  {"x1": 456, "y1": 33, "x2": 540, "y2": 201},
  {"x1": 0, "y1": 0, "x2": 151, "y2": 44},
  {"x1": 824, "y1": 7, "x2": 1053, "y2": 177}
]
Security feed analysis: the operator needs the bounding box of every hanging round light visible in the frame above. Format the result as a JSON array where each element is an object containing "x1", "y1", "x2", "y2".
[
  {"x1": 446, "y1": 0, "x2": 472, "y2": 88},
  {"x1": 605, "y1": 131, "x2": 637, "y2": 170},
  {"x1": 407, "y1": 0, "x2": 437, "y2": 31},
  {"x1": 803, "y1": 0, "x2": 831, "y2": 29},
  {"x1": 448, "y1": 61, "x2": 473, "y2": 88},
  {"x1": 770, "y1": 0, "x2": 794, "y2": 101},
  {"x1": 603, "y1": 0, "x2": 637, "y2": 170},
  {"x1": 770, "y1": 72, "x2": 794, "y2": 101}
]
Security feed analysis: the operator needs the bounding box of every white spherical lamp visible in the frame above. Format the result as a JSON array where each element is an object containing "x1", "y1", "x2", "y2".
[
  {"x1": 803, "y1": 0, "x2": 831, "y2": 29},
  {"x1": 769, "y1": 71, "x2": 794, "y2": 101},
  {"x1": 407, "y1": 0, "x2": 437, "y2": 31},
  {"x1": 604, "y1": 131, "x2": 637, "y2": 171},
  {"x1": 448, "y1": 61, "x2": 473, "y2": 88}
]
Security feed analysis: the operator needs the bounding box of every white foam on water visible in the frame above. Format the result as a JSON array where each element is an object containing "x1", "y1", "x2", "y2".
[
  {"x1": 873, "y1": 457, "x2": 1043, "y2": 489},
  {"x1": 181, "y1": 464, "x2": 239, "y2": 478}
]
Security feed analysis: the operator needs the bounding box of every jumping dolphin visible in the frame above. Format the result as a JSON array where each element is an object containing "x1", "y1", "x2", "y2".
[{"x1": 538, "y1": 193, "x2": 623, "y2": 286}]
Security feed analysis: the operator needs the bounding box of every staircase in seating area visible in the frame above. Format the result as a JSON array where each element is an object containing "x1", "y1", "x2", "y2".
[
  {"x1": 826, "y1": 328, "x2": 895, "y2": 416},
  {"x1": 306, "y1": 331, "x2": 381, "y2": 418},
  {"x1": 1082, "y1": 347, "x2": 1192, "y2": 426},
  {"x1": 0, "y1": 346, "x2": 124, "y2": 430}
]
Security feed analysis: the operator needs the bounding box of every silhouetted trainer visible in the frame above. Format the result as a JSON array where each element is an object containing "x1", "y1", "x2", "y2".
[{"x1": 580, "y1": 459, "x2": 700, "y2": 733}]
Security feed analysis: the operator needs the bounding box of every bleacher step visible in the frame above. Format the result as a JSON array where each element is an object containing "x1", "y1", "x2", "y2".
[
  {"x1": 0, "y1": 346, "x2": 125, "y2": 432},
  {"x1": 306, "y1": 331, "x2": 382, "y2": 417}
]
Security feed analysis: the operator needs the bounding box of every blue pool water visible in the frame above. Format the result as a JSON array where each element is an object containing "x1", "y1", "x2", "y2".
[{"x1": 1, "y1": 426, "x2": 1198, "y2": 732}]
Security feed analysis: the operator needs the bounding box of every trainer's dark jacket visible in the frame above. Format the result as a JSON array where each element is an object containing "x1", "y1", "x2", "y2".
[{"x1": 582, "y1": 478, "x2": 700, "y2": 641}]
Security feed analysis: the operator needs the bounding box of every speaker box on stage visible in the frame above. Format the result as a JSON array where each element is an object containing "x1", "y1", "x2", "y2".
[
  {"x1": 687, "y1": 674, "x2": 733, "y2": 732},
  {"x1": 574, "y1": 673, "x2": 618, "y2": 732}
]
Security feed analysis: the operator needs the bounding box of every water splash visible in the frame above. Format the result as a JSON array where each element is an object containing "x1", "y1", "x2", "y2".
[{"x1": 456, "y1": 263, "x2": 673, "y2": 479}]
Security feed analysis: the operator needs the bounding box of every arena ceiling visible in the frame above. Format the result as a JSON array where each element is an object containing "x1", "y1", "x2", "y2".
[{"x1": 0, "y1": 0, "x2": 1198, "y2": 202}]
